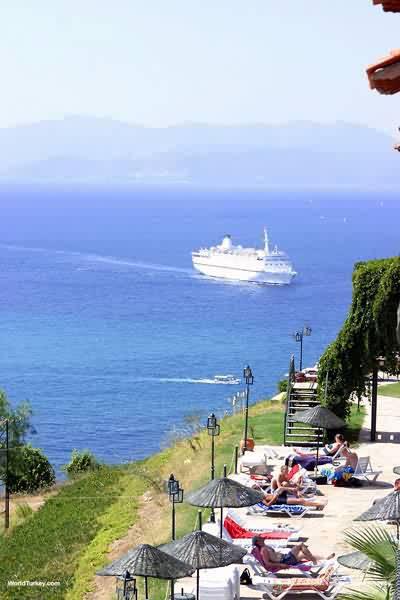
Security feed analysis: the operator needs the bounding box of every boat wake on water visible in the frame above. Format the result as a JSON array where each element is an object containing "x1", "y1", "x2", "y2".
[
  {"x1": 0, "y1": 244, "x2": 193, "y2": 277},
  {"x1": 135, "y1": 375, "x2": 240, "y2": 385}
]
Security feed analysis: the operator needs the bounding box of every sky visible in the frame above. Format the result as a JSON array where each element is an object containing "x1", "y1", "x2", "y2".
[{"x1": 0, "y1": 1, "x2": 399, "y2": 133}]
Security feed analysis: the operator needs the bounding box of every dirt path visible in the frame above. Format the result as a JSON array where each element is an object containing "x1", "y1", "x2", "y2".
[{"x1": 86, "y1": 489, "x2": 171, "y2": 600}]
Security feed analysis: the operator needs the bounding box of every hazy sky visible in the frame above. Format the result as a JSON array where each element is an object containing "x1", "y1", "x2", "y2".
[{"x1": 1, "y1": 1, "x2": 399, "y2": 132}]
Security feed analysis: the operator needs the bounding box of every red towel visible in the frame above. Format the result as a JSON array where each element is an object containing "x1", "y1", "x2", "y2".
[{"x1": 224, "y1": 516, "x2": 291, "y2": 539}]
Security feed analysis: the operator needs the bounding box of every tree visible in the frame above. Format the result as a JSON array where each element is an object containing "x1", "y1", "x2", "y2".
[
  {"x1": 0, "y1": 390, "x2": 33, "y2": 482},
  {"x1": 318, "y1": 257, "x2": 400, "y2": 419},
  {"x1": 7, "y1": 445, "x2": 55, "y2": 493}
]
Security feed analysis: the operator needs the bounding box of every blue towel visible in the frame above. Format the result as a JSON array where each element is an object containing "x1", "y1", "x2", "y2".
[{"x1": 256, "y1": 502, "x2": 305, "y2": 515}]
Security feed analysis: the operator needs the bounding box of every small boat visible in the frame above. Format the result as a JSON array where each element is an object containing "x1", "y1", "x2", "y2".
[{"x1": 213, "y1": 374, "x2": 241, "y2": 384}]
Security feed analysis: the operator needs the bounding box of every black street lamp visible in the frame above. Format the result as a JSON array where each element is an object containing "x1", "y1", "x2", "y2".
[
  {"x1": 294, "y1": 326, "x2": 312, "y2": 371},
  {"x1": 116, "y1": 570, "x2": 138, "y2": 600},
  {"x1": 242, "y1": 366, "x2": 254, "y2": 454},
  {"x1": 207, "y1": 413, "x2": 220, "y2": 523},
  {"x1": 168, "y1": 473, "x2": 184, "y2": 541},
  {"x1": 207, "y1": 413, "x2": 220, "y2": 481}
]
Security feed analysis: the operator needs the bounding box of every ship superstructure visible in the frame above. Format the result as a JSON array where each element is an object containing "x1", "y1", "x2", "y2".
[{"x1": 191, "y1": 229, "x2": 296, "y2": 284}]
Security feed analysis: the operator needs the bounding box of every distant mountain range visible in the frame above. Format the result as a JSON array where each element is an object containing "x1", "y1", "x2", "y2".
[{"x1": 0, "y1": 116, "x2": 398, "y2": 186}]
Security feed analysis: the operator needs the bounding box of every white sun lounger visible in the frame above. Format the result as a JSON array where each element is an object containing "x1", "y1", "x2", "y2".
[
  {"x1": 202, "y1": 519, "x2": 292, "y2": 549},
  {"x1": 227, "y1": 509, "x2": 300, "y2": 535},
  {"x1": 352, "y1": 457, "x2": 382, "y2": 483},
  {"x1": 238, "y1": 451, "x2": 268, "y2": 472},
  {"x1": 255, "y1": 564, "x2": 347, "y2": 600}
]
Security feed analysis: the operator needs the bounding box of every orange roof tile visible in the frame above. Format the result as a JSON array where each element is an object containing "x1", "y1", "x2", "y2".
[
  {"x1": 366, "y1": 50, "x2": 400, "y2": 94},
  {"x1": 373, "y1": 0, "x2": 400, "y2": 11}
]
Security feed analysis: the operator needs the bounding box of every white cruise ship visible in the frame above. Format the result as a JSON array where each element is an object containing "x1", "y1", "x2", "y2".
[{"x1": 192, "y1": 229, "x2": 297, "y2": 285}]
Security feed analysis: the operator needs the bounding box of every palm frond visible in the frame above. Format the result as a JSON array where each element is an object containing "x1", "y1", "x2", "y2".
[
  {"x1": 344, "y1": 526, "x2": 397, "y2": 584},
  {"x1": 340, "y1": 584, "x2": 392, "y2": 600}
]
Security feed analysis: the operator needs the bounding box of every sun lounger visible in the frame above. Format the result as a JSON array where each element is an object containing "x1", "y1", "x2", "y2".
[
  {"x1": 259, "y1": 565, "x2": 346, "y2": 600},
  {"x1": 188, "y1": 566, "x2": 240, "y2": 600},
  {"x1": 352, "y1": 457, "x2": 382, "y2": 483},
  {"x1": 248, "y1": 502, "x2": 317, "y2": 518},
  {"x1": 260, "y1": 446, "x2": 293, "y2": 461},
  {"x1": 243, "y1": 553, "x2": 314, "y2": 577},
  {"x1": 224, "y1": 510, "x2": 300, "y2": 541},
  {"x1": 238, "y1": 451, "x2": 268, "y2": 473}
]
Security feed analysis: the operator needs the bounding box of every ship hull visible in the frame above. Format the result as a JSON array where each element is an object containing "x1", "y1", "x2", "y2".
[{"x1": 192, "y1": 255, "x2": 296, "y2": 285}]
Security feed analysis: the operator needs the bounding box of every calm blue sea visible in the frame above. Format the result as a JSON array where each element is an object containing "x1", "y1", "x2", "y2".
[{"x1": 0, "y1": 185, "x2": 398, "y2": 473}]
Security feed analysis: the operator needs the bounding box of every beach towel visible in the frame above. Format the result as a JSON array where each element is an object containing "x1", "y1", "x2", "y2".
[
  {"x1": 223, "y1": 516, "x2": 292, "y2": 540},
  {"x1": 256, "y1": 502, "x2": 307, "y2": 515}
]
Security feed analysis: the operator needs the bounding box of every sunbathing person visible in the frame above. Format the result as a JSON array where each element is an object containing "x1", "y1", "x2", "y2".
[
  {"x1": 321, "y1": 443, "x2": 358, "y2": 484},
  {"x1": 287, "y1": 434, "x2": 346, "y2": 471},
  {"x1": 272, "y1": 465, "x2": 304, "y2": 494},
  {"x1": 295, "y1": 434, "x2": 346, "y2": 457},
  {"x1": 262, "y1": 468, "x2": 327, "y2": 509},
  {"x1": 252, "y1": 536, "x2": 334, "y2": 570}
]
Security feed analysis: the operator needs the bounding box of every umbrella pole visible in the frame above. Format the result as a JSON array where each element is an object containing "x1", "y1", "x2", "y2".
[
  {"x1": 220, "y1": 507, "x2": 223, "y2": 538},
  {"x1": 315, "y1": 428, "x2": 321, "y2": 478},
  {"x1": 145, "y1": 576, "x2": 148, "y2": 599},
  {"x1": 171, "y1": 579, "x2": 174, "y2": 600},
  {"x1": 397, "y1": 521, "x2": 399, "y2": 543},
  {"x1": 197, "y1": 568, "x2": 200, "y2": 600}
]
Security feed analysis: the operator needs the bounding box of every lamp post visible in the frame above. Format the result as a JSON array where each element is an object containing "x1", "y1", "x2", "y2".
[
  {"x1": 116, "y1": 570, "x2": 138, "y2": 600},
  {"x1": 168, "y1": 473, "x2": 184, "y2": 541},
  {"x1": 242, "y1": 365, "x2": 254, "y2": 454},
  {"x1": 0, "y1": 419, "x2": 9, "y2": 530},
  {"x1": 207, "y1": 413, "x2": 220, "y2": 481},
  {"x1": 167, "y1": 474, "x2": 183, "y2": 600},
  {"x1": 207, "y1": 413, "x2": 220, "y2": 523},
  {"x1": 294, "y1": 326, "x2": 312, "y2": 371}
]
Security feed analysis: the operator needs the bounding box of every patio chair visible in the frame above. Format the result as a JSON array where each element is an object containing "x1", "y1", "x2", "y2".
[{"x1": 352, "y1": 457, "x2": 382, "y2": 483}]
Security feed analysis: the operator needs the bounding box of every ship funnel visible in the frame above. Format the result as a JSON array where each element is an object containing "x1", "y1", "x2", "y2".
[
  {"x1": 220, "y1": 235, "x2": 232, "y2": 251},
  {"x1": 264, "y1": 228, "x2": 270, "y2": 255}
]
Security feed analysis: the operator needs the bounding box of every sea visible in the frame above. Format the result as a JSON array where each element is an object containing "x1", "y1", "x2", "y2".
[{"x1": 0, "y1": 184, "x2": 398, "y2": 474}]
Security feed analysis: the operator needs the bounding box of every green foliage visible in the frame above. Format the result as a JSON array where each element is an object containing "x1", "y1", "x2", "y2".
[
  {"x1": 341, "y1": 526, "x2": 397, "y2": 600},
  {"x1": 277, "y1": 379, "x2": 288, "y2": 393},
  {"x1": 378, "y1": 381, "x2": 400, "y2": 398},
  {"x1": 15, "y1": 502, "x2": 34, "y2": 521},
  {"x1": 7, "y1": 445, "x2": 55, "y2": 493},
  {"x1": 0, "y1": 466, "x2": 140, "y2": 599},
  {"x1": 0, "y1": 390, "x2": 33, "y2": 482},
  {"x1": 318, "y1": 257, "x2": 400, "y2": 419},
  {"x1": 63, "y1": 449, "x2": 100, "y2": 477}
]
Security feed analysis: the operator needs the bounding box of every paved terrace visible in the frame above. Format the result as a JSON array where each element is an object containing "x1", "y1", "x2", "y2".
[{"x1": 176, "y1": 392, "x2": 400, "y2": 598}]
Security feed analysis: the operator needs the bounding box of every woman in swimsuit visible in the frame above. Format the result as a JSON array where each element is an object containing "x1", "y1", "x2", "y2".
[{"x1": 295, "y1": 433, "x2": 346, "y2": 458}]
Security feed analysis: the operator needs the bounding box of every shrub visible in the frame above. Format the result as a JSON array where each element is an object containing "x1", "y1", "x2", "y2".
[
  {"x1": 63, "y1": 449, "x2": 101, "y2": 477},
  {"x1": 7, "y1": 445, "x2": 55, "y2": 493},
  {"x1": 277, "y1": 379, "x2": 288, "y2": 393}
]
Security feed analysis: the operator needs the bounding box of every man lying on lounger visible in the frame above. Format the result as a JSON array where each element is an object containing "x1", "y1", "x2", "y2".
[
  {"x1": 252, "y1": 536, "x2": 335, "y2": 570},
  {"x1": 261, "y1": 465, "x2": 327, "y2": 509}
]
